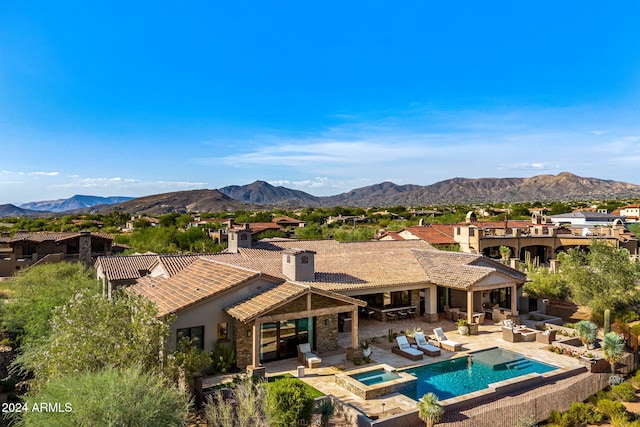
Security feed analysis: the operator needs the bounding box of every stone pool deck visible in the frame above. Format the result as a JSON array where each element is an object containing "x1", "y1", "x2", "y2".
[{"x1": 261, "y1": 316, "x2": 585, "y2": 419}]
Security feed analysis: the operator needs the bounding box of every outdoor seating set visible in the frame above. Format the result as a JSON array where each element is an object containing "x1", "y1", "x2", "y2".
[
  {"x1": 392, "y1": 328, "x2": 462, "y2": 361},
  {"x1": 385, "y1": 309, "x2": 416, "y2": 322},
  {"x1": 444, "y1": 306, "x2": 485, "y2": 324},
  {"x1": 501, "y1": 319, "x2": 556, "y2": 343}
]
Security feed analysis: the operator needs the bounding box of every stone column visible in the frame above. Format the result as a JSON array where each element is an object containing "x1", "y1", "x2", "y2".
[
  {"x1": 351, "y1": 307, "x2": 358, "y2": 349},
  {"x1": 423, "y1": 286, "x2": 438, "y2": 323},
  {"x1": 467, "y1": 291, "x2": 474, "y2": 324},
  {"x1": 79, "y1": 232, "x2": 92, "y2": 266}
]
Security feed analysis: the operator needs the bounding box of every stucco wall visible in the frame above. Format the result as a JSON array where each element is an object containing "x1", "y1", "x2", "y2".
[{"x1": 166, "y1": 277, "x2": 277, "y2": 352}]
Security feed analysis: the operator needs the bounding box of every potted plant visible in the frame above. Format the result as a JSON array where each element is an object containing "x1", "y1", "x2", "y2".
[
  {"x1": 359, "y1": 339, "x2": 372, "y2": 358},
  {"x1": 456, "y1": 319, "x2": 469, "y2": 336}
]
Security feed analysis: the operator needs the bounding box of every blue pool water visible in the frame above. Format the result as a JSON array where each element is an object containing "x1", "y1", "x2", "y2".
[
  {"x1": 401, "y1": 347, "x2": 557, "y2": 400},
  {"x1": 350, "y1": 369, "x2": 401, "y2": 386}
]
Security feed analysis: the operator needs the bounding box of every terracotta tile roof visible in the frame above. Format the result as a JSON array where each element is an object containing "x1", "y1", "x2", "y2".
[
  {"x1": 95, "y1": 254, "x2": 159, "y2": 281},
  {"x1": 10, "y1": 231, "x2": 114, "y2": 243},
  {"x1": 126, "y1": 239, "x2": 527, "y2": 316},
  {"x1": 204, "y1": 240, "x2": 437, "y2": 292},
  {"x1": 411, "y1": 249, "x2": 527, "y2": 290},
  {"x1": 374, "y1": 231, "x2": 405, "y2": 241},
  {"x1": 131, "y1": 258, "x2": 262, "y2": 317},
  {"x1": 405, "y1": 224, "x2": 456, "y2": 245},
  {"x1": 96, "y1": 253, "x2": 208, "y2": 281},
  {"x1": 226, "y1": 282, "x2": 307, "y2": 322}
]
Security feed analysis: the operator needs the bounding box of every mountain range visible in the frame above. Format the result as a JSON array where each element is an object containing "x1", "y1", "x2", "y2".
[
  {"x1": 19, "y1": 195, "x2": 134, "y2": 212},
  {"x1": 2, "y1": 172, "x2": 640, "y2": 217}
]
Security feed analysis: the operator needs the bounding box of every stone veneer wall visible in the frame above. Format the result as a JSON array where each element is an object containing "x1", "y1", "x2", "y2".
[
  {"x1": 235, "y1": 320, "x2": 253, "y2": 369},
  {"x1": 79, "y1": 233, "x2": 92, "y2": 266},
  {"x1": 234, "y1": 294, "x2": 351, "y2": 368}
]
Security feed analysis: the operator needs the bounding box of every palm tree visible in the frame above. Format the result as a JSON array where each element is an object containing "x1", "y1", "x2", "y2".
[
  {"x1": 417, "y1": 392, "x2": 444, "y2": 427},
  {"x1": 574, "y1": 320, "x2": 598, "y2": 349},
  {"x1": 602, "y1": 332, "x2": 625, "y2": 374}
]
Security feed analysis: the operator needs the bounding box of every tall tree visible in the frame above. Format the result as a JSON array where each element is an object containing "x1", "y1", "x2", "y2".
[
  {"x1": 16, "y1": 290, "x2": 170, "y2": 387},
  {"x1": 557, "y1": 240, "x2": 640, "y2": 316},
  {"x1": 0, "y1": 263, "x2": 99, "y2": 347}
]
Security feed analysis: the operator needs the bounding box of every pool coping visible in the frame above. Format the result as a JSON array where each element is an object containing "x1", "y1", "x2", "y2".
[{"x1": 335, "y1": 363, "x2": 417, "y2": 400}]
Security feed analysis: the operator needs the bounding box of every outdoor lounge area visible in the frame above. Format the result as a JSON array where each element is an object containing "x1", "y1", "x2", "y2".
[{"x1": 242, "y1": 314, "x2": 597, "y2": 426}]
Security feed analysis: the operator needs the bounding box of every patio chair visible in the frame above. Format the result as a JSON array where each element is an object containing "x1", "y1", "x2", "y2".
[
  {"x1": 503, "y1": 319, "x2": 516, "y2": 328},
  {"x1": 407, "y1": 309, "x2": 416, "y2": 320},
  {"x1": 386, "y1": 312, "x2": 397, "y2": 322},
  {"x1": 413, "y1": 332, "x2": 441, "y2": 357},
  {"x1": 432, "y1": 327, "x2": 462, "y2": 352},
  {"x1": 297, "y1": 343, "x2": 322, "y2": 368},
  {"x1": 472, "y1": 312, "x2": 485, "y2": 324},
  {"x1": 397, "y1": 311, "x2": 407, "y2": 321},
  {"x1": 535, "y1": 329, "x2": 557, "y2": 344},
  {"x1": 502, "y1": 326, "x2": 522, "y2": 343},
  {"x1": 392, "y1": 335, "x2": 424, "y2": 361}
]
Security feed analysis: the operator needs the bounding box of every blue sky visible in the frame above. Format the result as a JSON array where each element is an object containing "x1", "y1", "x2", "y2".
[{"x1": 1, "y1": 1, "x2": 640, "y2": 204}]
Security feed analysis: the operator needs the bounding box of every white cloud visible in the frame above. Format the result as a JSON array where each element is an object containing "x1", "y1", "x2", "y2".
[{"x1": 30, "y1": 171, "x2": 59, "y2": 176}]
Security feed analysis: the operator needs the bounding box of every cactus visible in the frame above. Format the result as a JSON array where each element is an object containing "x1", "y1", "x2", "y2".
[
  {"x1": 604, "y1": 309, "x2": 611, "y2": 335},
  {"x1": 388, "y1": 328, "x2": 393, "y2": 343}
]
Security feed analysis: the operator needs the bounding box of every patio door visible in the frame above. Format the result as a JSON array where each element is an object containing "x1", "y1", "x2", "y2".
[{"x1": 259, "y1": 319, "x2": 312, "y2": 363}]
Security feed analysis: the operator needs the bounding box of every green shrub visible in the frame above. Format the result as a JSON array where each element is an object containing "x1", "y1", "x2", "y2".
[
  {"x1": 211, "y1": 342, "x2": 237, "y2": 374},
  {"x1": 610, "y1": 412, "x2": 632, "y2": 427},
  {"x1": 13, "y1": 366, "x2": 190, "y2": 426},
  {"x1": 611, "y1": 383, "x2": 636, "y2": 402},
  {"x1": 547, "y1": 402, "x2": 601, "y2": 427},
  {"x1": 596, "y1": 398, "x2": 627, "y2": 418},
  {"x1": 265, "y1": 377, "x2": 314, "y2": 427},
  {"x1": 630, "y1": 370, "x2": 640, "y2": 389}
]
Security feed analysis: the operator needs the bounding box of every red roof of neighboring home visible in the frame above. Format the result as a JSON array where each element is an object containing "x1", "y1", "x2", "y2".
[{"x1": 404, "y1": 224, "x2": 456, "y2": 245}]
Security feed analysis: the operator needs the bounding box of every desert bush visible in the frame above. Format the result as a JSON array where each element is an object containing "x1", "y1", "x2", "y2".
[
  {"x1": 611, "y1": 383, "x2": 636, "y2": 402},
  {"x1": 547, "y1": 402, "x2": 601, "y2": 426},
  {"x1": 596, "y1": 398, "x2": 627, "y2": 418}
]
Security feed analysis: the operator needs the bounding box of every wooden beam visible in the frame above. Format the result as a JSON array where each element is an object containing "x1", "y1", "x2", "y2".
[
  {"x1": 252, "y1": 323, "x2": 260, "y2": 367},
  {"x1": 351, "y1": 307, "x2": 359, "y2": 348},
  {"x1": 255, "y1": 305, "x2": 356, "y2": 325}
]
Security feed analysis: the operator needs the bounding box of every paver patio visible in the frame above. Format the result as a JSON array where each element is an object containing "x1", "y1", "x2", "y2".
[{"x1": 262, "y1": 315, "x2": 584, "y2": 419}]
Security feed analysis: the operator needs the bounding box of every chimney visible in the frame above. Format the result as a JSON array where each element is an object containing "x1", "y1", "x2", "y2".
[
  {"x1": 282, "y1": 249, "x2": 315, "y2": 282},
  {"x1": 227, "y1": 226, "x2": 252, "y2": 253}
]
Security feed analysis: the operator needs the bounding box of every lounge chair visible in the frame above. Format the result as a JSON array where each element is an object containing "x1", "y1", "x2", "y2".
[
  {"x1": 413, "y1": 332, "x2": 441, "y2": 357},
  {"x1": 297, "y1": 343, "x2": 322, "y2": 368},
  {"x1": 392, "y1": 335, "x2": 424, "y2": 361},
  {"x1": 502, "y1": 326, "x2": 522, "y2": 343},
  {"x1": 432, "y1": 327, "x2": 462, "y2": 351},
  {"x1": 503, "y1": 319, "x2": 516, "y2": 328},
  {"x1": 536, "y1": 329, "x2": 556, "y2": 344}
]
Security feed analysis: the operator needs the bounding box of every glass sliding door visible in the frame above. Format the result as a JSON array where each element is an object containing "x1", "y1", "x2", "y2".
[{"x1": 260, "y1": 318, "x2": 313, "y2": 363}]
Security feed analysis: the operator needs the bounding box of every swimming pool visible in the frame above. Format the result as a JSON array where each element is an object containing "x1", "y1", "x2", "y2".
[{"x1": 401, "y1": 347, "x2": 557, "y2": 400}]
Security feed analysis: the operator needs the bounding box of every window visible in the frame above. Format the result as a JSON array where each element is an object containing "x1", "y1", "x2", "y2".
[
  {"x1": 176, "y1": 326, "x2": 204, "y2": 349},
  {"x1": 217, "y1": 322, "x2": 228, "y2": 341},
  {"x1": 301, "y1": 255, "x2": 309, "y2": 264}
]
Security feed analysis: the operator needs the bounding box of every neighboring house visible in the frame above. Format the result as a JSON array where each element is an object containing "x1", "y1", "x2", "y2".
[
  {"x1": 549, "y1": 211, "x2": 624, "y2": 226},
  {"x1": 271, "y1": 216, "x2": 306, "y2": 228},
  {"x1": 618, "y1": 204, "x2": 640, "y2": 222},
  {"x1": 0, "y1": 231, "x2": 114, "y2": 277},
  {"x1": 98, "y1": 233, "x2": 527, "y2": 369},
  {"x1": 375, "y1": 224, "x2": 458, "y2": 249},
  {"x1": 454, "y1": 216, "x2": 639, "y2": 263},
  {"x1": 122, "y1": 215, "x2": 159, "y2": 232}
]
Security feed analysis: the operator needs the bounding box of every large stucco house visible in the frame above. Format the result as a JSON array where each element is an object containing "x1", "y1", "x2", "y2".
[
  {"x1": 96, "y1": 230, "x2": 527, "y2": 369},
  {"x1": 0, "y1": 231, "x2": 114, "y2": 277}
]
